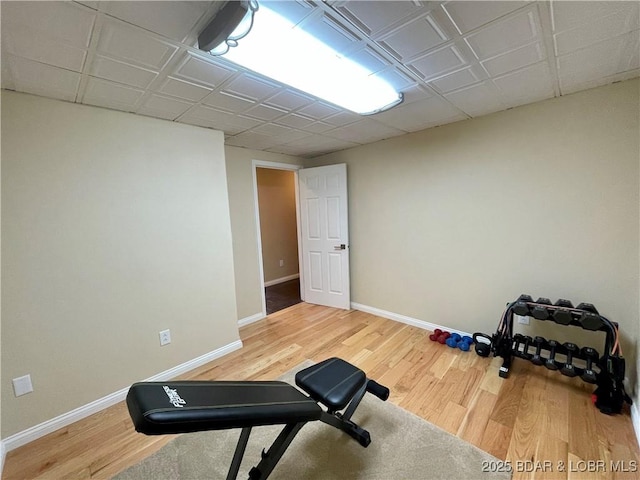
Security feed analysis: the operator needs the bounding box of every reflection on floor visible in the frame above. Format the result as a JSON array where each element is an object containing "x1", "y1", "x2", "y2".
[{"x1": 265, "y1": 279, "x2": 301, "y2": 315}]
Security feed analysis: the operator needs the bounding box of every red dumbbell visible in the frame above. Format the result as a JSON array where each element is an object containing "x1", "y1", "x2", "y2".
[
  {"x1": 437, "y1": 331, "x2": 451, "y2": 344},
  {"x1": 429, "y1": 329, "x2": 443, "y2": 341}
]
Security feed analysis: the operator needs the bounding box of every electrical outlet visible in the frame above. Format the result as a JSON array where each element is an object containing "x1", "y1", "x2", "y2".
[
  {"x1": 279, "y1": 259, "x2": 284, "y2": 267},
  {"x1": 516, "y1": 315, "x2": 530, "y2": 325},
  {"x1": 159, "y1": 329, "x2": 171, "y2": 346},
  {"x1": 13, "y1": 374, "x2": 33, "y2": 397}
]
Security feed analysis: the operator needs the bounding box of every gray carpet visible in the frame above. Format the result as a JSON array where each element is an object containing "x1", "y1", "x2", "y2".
[{"x1": 114, "y1": 362, "x2": 512, "y2": 480}]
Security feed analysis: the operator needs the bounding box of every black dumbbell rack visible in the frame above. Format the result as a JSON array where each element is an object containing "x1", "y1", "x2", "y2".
[{"x1": 476, "y1": 294, "x2": 632, "y2": 415}]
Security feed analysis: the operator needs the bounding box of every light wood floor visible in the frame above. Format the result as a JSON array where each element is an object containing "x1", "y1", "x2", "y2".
[{"x1": 3, "y1": 303, "x2": 639, "y2": 479}]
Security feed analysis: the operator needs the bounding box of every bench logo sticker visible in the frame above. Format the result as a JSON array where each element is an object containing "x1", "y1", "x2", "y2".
[{"x1": 163, "y1": 385, "x2": 186, "y2": 407}]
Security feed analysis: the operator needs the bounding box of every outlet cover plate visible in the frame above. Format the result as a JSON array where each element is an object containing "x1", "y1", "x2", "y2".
[
  {"x1": 13, "y1": 374, "x2": 33, "y2": 396},
  {"x1": 159, "y1": 329, "x2": 171, "y2": 346}
]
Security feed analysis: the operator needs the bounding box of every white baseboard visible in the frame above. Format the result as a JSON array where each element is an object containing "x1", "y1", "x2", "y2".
[
  {"x1": 264, "y1": 273, "x2": 299, "y2": 288},
  {"x1": 1, "y1": 441, "x2": 6, "y2": 478},
  {"x1": 351, "y1": 302, "x2": 473, "y2": 338},
  {"x1": 1, "y1": 339, "x2": 243, "y2": 454},
  {"x1": 632, "y1": 398, "x2": 640, "y2": 449},
  {"x1": 238, "y1": 312, "x2": 265, "y2": 327}
]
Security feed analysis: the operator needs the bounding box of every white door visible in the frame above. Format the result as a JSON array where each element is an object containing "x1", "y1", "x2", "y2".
[{"x1": 298, "y1": 164, "x2": 350, "y2": 309}]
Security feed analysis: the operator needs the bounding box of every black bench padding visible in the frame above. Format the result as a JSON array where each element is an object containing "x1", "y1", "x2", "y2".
[
  {"x1": 295, "y1": 357, "x2": 367, "y2": 411},
  {"x1": 127, "y1": 380, "x2": 322, "y2": 435}
]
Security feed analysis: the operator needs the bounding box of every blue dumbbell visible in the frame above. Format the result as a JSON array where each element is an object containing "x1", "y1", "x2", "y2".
[
  {"x1": 446, "y1": 333, "x2": 461, "y2": 348},
  {"x1": 457, "y1": 336, "x2": 474, "y2": 351}
]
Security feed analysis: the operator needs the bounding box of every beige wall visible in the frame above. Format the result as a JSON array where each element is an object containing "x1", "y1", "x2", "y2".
[
  {"x1": 224, "y1": 147, "x2": 303, "y2": 320},
  {"x1": 256, "y1": 168, "x2": 299, "y2": 283},
  {"x1": 1, "y1": 92, "x2": 239, "y2": 437},
  {"x1": 309, "y1": 79, "x2": 640, "y2": 387}
]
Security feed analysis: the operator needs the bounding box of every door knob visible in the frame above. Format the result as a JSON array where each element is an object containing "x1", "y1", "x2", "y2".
[{"x1": 334, "y1": 244, "x2": 346, "y2": 250}]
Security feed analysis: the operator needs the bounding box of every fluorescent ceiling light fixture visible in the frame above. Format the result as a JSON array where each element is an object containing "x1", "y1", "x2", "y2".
[
  {"x1": 198, "y1": 0, "x2": 259, "y2": 55},
  {"x1": 200, "y1": 2, "x2": 403, "y2": 115}
]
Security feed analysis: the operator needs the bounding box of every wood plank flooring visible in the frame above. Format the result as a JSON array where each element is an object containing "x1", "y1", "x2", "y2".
[{"x1": 3, "y1": 303, "x2": 639, "y2": 479}]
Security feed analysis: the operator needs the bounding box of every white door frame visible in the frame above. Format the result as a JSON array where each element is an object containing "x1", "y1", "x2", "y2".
[{"x1": 251, "y1": 160, "x2": 304, "y2": 317}]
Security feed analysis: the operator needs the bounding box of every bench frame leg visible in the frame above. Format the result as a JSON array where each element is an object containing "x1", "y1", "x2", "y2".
[
  {"x1": 227, "y1": 427, "x2": 252, "y2": 480},
  {"x1": 248, "y1": 422, "x2": 306, "y2": 480},
  {"x1": 320, "y1": 382, "x2": 372, "y2": 447},
  {"x1": 225, "y1": 422, "x2": 308, "y2": 480}
]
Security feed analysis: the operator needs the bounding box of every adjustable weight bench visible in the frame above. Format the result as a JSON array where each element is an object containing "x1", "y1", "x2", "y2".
[{"x1": 126, "y1": 358, "x2": 389, "y2": 480}]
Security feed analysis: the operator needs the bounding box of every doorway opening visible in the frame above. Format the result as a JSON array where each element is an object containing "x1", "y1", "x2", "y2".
[{"x1": 253, "y1": 162, "x2": 302, "y2": 315}]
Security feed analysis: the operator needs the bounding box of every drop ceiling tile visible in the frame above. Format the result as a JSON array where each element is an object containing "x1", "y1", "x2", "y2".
[
  {"x1": 76, "y1": 1, "x2": 99, "y2": 9},
  {"x1": 556, "y1": 32, "x2": 630, "y2": 87},
  {"x1": 465, "y1": 9, "x2": 540, "y2": 59},
  {"x1": 323, "y1": 111, "x2": 361, "y2": 127},
  {"x1": 346, "y1": 46, "x2": 390, "y2": 75},
  {"x1": 554, "y1": 7, "x2": 639, "y2": 55},
  {"x1": 174, "y1": 53, "x2": 236, "y2": 88},
  {"x1": 298, "y1": 101, "x2": 340, "y2": 119},
  {"x1": 1, "y1": 24, "x2": 88, "y2": 72},
  {"x1": 1, "y1": 1, "x2": 95, "y2": 47},
  {"x1": 203, "y1": 91, "x2": 255, "y2": 112},
  {"x1": 98, "y1": 1, "x2": 211, "y2": 43},
  {"x1": 301, "y1": 121, "x2": 335, "y2": 134},
  {"x1": 624, "y1": 30, "x2": 640, "y2": 70},
  {"x1": 8, "y1": 55, "x2": 81, "y2": 102},
  {"x1": 222, "y1": 74, "x2": 281, "y2": 101},
  {"x1": 264, "y1": 90, "x2": 315, "y2": 111},
  {"x1": 138, "y1": 94, "x2": 193, "y2": 120},
  {"x1": 244, "y1": 104, "x2": 288, "y2": 121},
  {"x1": 266, "y1": 144, "x2": 311, "y2": 156},
  {"x1": 374, "y1": 95, "x2": 467, "y2": 132},
  {"x1": 325, "y1": 119, "x2": 406, "y2": 143},
  {"x1": 442, "y1": 1, "x2": 528, "y2": 34},
  {"x1": 252, "y1": 123, "x2": 293, "y2": 137},
  {"x1": 380, "y1": 14, "x2": 449, "y2": 60},
  {"x1": 267, "y1": 1, "x2": 314, "y2": 26},
  {"x1": 400, "y1": 84, "x2": 435, "y2": 104},
  {"x1": 283, "y1": 134, "x2": 359, "y2": 152},
  {"x1": 89, "y1": 56, "x2": 158, "y2": 89},
  {"x1": 409, "y1": 44, "x2": 468, "y2": 79},
  {"x1": 97, "y1": 19, "x2": 178, "y2": 70},
  {"x1": 271, "y1": 129, "x2": 312, "y2": 145},
  {"x1": 444, "y1": 81, "x2": 507, "y2": 116},
  {"x1": 335, "y1": 1, "x2": 423, "y2": 36},
  {"x1": 226, "y1": 131, "x2": 277, "y2": 150},
  {"x1": 494, "y1": 62, "x2": 555, "y2": 104},
  {"x1": 83, "y1": 77, "x2": 144, "y2": 112},
  {"x1": 374, "y1": 67, "x2": 417, "y2": 90},
  {"x1": 431, "y1": 67, "x2": 480, "y2": 93},
  {"x1": 551, "y1": 1, "x2": 633, "y2": 33},
  {"x1": 179, "y1": 105, "x2": 260, "y2": 134},
  {"x1": 559, "y1": 67, "x2": 640, "y2": 95},
  {"x1": 482, "y1": 42, "x2": 546, "y2": 76},
  {"x1": 158, "y1": 76, "x2": 211, "y2": 102},
  {"x1": 302, "y1": 12, "x2": 361, "y2": 54},
  {"x1": 275, "y1": 113, "x2": 316, "y2": 128}
]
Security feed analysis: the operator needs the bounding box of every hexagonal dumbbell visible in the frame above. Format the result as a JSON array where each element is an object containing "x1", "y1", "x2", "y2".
[
  {"x1": 580, "y1": 347, "x2": 599, "y2": 384},
  {"x1": 531, "y1": 297, "x2": 552, "y2": 320},
  {"x1": 531, "y1": 336, "x2": 546, "y2": 366},
  {"x1": 560, "y1": 342, "x2": 579, "y2": 377},
  {"x1": 545, "y1": 340, "x2": 560, "y2": 370}
]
